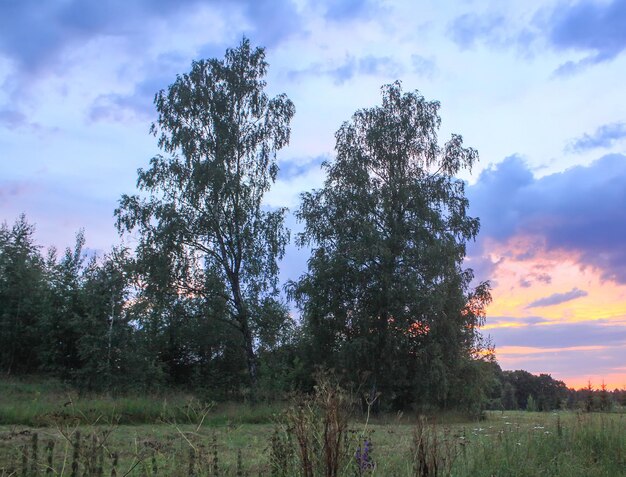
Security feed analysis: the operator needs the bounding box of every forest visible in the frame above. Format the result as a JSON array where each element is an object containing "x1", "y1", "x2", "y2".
[{"x1": 1, "y1": 39, "x2": 624, "y2": 416}]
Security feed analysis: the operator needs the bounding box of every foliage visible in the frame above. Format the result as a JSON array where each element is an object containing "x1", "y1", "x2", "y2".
[
  {"x1": 271, "y1": 374, "x2": 371, "y2": 477},
  {"x1": 2, "y1": 409, "x2": 624, "y2": 476},
  {"x1": 115, "y1": 37, "x2": 295, "y2": 391},
  {"x1": 499, "y1": 370, "x2": 569, "y2": 411},
  {"x1": 411, "y1": 416, "x2": 457, "y2": 477},
  {"x1": 0, "y1": 215, "x2": 47, "y2": 374},
  {"x1": 290, "y1": 81, "x2": 491, "y2": 410}
]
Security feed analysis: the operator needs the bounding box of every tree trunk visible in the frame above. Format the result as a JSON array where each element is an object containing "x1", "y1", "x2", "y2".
[
  {"x1": 240, "y1": 317, "x2": 258, "y2": 390},
  {"x1": 230, "y1": 273, "x2": 258, "y2": 398}
]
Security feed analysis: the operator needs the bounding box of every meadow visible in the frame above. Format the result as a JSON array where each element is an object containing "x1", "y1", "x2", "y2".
[{"x1": 0, "y1": 379, "x2": 624, "y2": 476}]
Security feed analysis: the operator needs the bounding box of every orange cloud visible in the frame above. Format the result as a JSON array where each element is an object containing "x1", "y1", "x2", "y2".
[
  {"x1": 497, "y1": 345, "x2": 609, "y2": 355},
  {"x1": 477, "y1": 235, "x2": 626, "y2": 389},
  {"x1": 483, "y1": 235, "x2": 626, "y2": 324}
]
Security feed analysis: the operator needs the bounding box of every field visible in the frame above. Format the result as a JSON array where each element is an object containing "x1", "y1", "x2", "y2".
[{"x1": 0, "y1": 379, "x2": 624, "y2": 476}]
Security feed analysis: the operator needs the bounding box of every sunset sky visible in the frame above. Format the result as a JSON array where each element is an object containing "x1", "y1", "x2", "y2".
[{"x1": 1, "y1": 0, "x2": 625, "y2": 389}]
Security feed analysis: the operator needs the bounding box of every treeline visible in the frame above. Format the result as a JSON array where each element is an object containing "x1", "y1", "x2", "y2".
[
  {"x1": 2, "y1": 39, "x2": 621, "y2": 414},
  {"x1": 2, "y1": 215, "x2": 625, "y2": 412},
  {"x1": 0, "y1": 213, "x2": 477, "y2": 408},
  {"x1": 485, "y1": 368, "x2": 626, "y2": 411}
]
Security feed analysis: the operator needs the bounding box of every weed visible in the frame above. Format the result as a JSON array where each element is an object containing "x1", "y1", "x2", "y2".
[{"x1": 411, "y1": 417, "x2": 456, "y2": 477}]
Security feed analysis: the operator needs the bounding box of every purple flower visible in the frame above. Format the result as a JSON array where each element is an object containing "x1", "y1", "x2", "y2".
[{"x1": 355, "y1": 439, "x2": 375, "y2": 474}]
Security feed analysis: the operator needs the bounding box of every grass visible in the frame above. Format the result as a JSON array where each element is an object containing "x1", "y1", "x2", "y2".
[
  {"x1": 1, "y1": 412, "x2": 624, "y2": 476},
  {"x1": 0, "y1": 377, "x2": 282, "y2": 427},
  {"x1": 453, "y1": 411, "x2": 625, "y2": 477},
  {"x1": 0, "y1": 378, "x2": 624, "y2": 476}
]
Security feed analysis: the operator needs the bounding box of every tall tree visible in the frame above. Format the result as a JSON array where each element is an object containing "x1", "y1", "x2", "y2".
[
  {"x1": 291, "y1": 82, "x2": 490, "y2": 409},
  {"x1": 0, "y1": 215, "x2": 47, "y2": 374},
  {"x1": 116, "y1": 38, "x2": 295, "y2": 389},
  {"x1": 38, "y1": 231, "x2": 88, "y2": 378}
]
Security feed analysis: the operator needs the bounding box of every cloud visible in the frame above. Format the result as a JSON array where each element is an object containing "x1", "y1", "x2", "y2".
[
  {"x1": 469, "y1": 153, "x2": 626, "y2": 283},
  {"x1": 487, "y1": 316, "x2": 549, "y2": 327},
  {"x1": 240, "y1": 0, "x2": 302, "y2": 48},
  {"x1": 289, "y1": 55, "x2": 404, "y2": 85},
  {"x1": 447, "y1": 13, "x2": 506, "y2": 49},
  {"x1": 265, "y1": 156, "x2": 326, "y2": 209},
  {"x1": 0, "y1": 1, "x2": 300, "y2": 76},
  {"x1": 278, "y1": 155, "x2": 327, "y2": 181},
  {"x1": 411, "y1": 54, "x2": 436, "y2": 77},
  {"x1": 0, "y1": 108, "x2": 60, "y2": 134},
  {"x1": 488, "y1": 319, "x2": 626, "y2": 348},
  {"x1": 517, "y1": 271, "x2": 553, "y2": 288},
  {"x1": 85, "y1": 22, "x2": 300, "y2": 123},
  {"x1": 0, "y1": 1, "x2": 181, "y2": 76},
  {"x1": 488, "y1": 319, "x2": 626, "y2": 380},
  {"x1": 526, "y1": 287, "x2": 588, "y2": 308},
  {"x1": 88, "y1": 64, "x2": 182, "y2": 122},
  {"x1": 567, "y1": 122, "x2": 626, "y2": 152},
  {"x1": 0, "y1": 0, "x2": 302, "y2": 124},
  {"x1": 536, "y1": 273, "x2": 552, "y2": 284},
  {"x1": 547, "y1": 0, "x2": 626, "y2": 73},
  {"x1": 446, "y1": 1, "x2": 626, "y2": 73},
  {"x1": 322, "y1": 0, "x2": 380, "y2": 22},
  {"x1": 0, "y1": 109, "x2": 28, "y2": 129}
]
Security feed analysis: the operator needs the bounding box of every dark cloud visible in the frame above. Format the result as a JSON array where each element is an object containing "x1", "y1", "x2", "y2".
[
  {"x1": 567, "y1": 122, "x2": 626, "y2": 152},
  {"x1": 488, "y1": 316, "x2": 548, "y2": 326},
  {"x1": 498, "y1": 345, "x2": 625, "y2": 380},
  {"x1": 488, "y1": 319, "x2": 626, "y2": 349},
  {"x1": 464, "y1": 244, "x2": 502, "y2": 285},
  {"x1": 0, "y1": 1, "x2": 185, "y2": 75},
  {"x1": 469, "y1": 153, "x2": 626, "y2": 283},
  {"x1": 447, "y1": 1, "x2": 626, "y2": 73},
  {"x1": 490, "y1": 318, "x2": 626, "y2": 379},
  {"x1": 526, "y1": 288, "x2": 588, "y2": 308},
  {"x1": 469, "y1": 154, "x2": 533, "y2": 242},
  {"x1": 0, "y1": 1, "x2": 300, "y2": 72},
  {"x1": 289, "y1": 55, "x2": 404, "y2": 85},
  {"x1": 547, "y1": 0, "x2": 626, "y2": 73}
]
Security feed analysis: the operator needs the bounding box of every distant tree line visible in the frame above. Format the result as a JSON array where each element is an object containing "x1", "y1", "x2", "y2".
[
  {"x1": 1, "y1": 39, "x2": 623, "y2": 413},
  {"x1": 484, "y1": 368, "x2": 626, "y2": 411}
]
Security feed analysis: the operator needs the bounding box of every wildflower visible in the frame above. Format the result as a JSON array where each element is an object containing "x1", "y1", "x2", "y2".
[{"x1": 355, "y1": 439, "x2": 375, "y2": 474}]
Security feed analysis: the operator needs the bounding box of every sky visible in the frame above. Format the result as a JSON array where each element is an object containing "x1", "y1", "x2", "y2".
[{"x1": 1, "y1": 0, "x2": 625, "y2": 389}]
